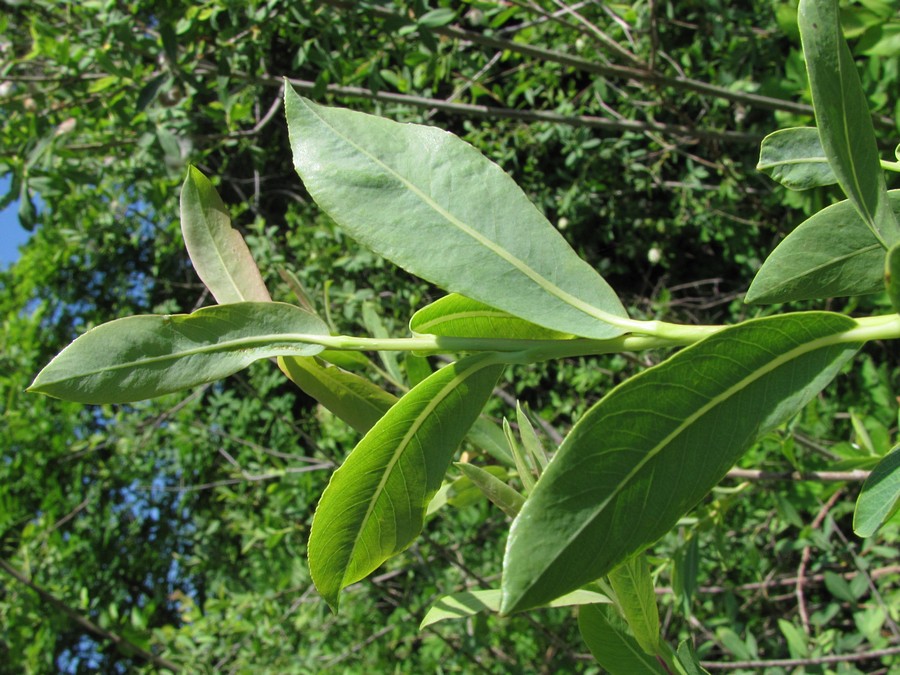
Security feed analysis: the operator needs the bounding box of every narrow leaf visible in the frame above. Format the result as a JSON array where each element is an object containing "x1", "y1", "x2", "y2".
[
  {"x1": 467, "y1": 417, "x2": 516, "y2": 467},
  {"x1": 578, "y1": 604, "x2": 666, "y2": 675},
  {"x1": 757, "y1": 127, "x2": 837, "y2": 190},
  {"x1": 411, "y1": 294, "x2": 572, "y2": 339},
  {"x1": 420, "y1": 588, "x2": 608, "y2": 630},
  {"x1": 505, "y1": 418, "x2": 536, "y2": 493},
  {"x1": 455, "y1": 462, "x2": 525, "y2": 518},
  {"x1": 180, "y1": 166, "x2": 272, "y2": 303},
  {"x1": 30, "y1": 303, "x2": 329, "y2": 404},
  {"x1": 798, "y1": 0, "x2": 900, "y2": 246},
  {"x1": 608, "y1": 555, "x2": 661, "y2": 656},
  {"x1": 853, "y1": 446, "x2": 900, "y2": 537},
  {"x1": 308, "y1": 353, "x2": 505, "y2": 609},
  {"x1": 284, "y1": 88, "x2": 629, "y2": 339},
  {"x1": 502, "y1": 313, "x2": 860, "y2": 613},
  {"x1": 745, "y1": 192, "x2": 900, "y2": 304},
  {"x1": 517, "y1": 402, "x2": 549, "y2": 470},
  {"x1": 674, "y1": 640, "x2": 710, "y2": 675}
]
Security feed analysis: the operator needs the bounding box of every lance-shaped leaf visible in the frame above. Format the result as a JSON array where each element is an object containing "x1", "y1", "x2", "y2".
[
  {"x1": 309, "y1": 353, "x2": 505, "y2": 609},
  {"x1": 608, "y1": 555, "x2": 661, "y2": 656},
  {"x1": 798, "y1": 0, "x2": 900, "y2": 246},
  {"x1": 853, "y1": 446, "x2": 900, "y2": 537},
  {"x1": 579, "y1": 604, "x2": 666, "y2": 675},
  {"x1": 745, "y1": 192, "x2": 900, "y2": 304},
  {"x1": 411, "y1": 294, "x2": 572, "y2": 340},
  {"x1": 180, "y1": 166, "x2": 272, "y2": 303},
  {"x1": 455, "y1": 462, "x2": 525, "y2": 518},
  {"x1": 285, "y1": 88, "x2": 629, "y2": 339},
  {"x1": 29, "y1": 303, "x2": 330, "y2": 404},
  {"x1": 757, "y1": 127, "x2": 837, "y2": 190},
  {"x1": 420, "y1": 588, "x2": 608, "y2": 630},
  {"x1": 501, "y1": 313, "x2": 861, "y2": 613}
]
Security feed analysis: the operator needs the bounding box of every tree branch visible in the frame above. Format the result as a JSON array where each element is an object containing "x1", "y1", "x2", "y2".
[
  {"x1": 726, "y1": 468, "x2": 870, "y2": 482},
  {"x1": 701, "y1": 645, "x2": 900, "y2": 670}
]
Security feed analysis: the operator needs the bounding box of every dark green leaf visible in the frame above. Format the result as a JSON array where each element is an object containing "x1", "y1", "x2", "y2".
[
  {"x1": 284, "y1": 89, "x2": 629, "y2": 339},
  {"x1": 885, "y1": 244, "x2": 900, "y2": 313},
  {"x1": 578, "y1": 604, "x2": 666, "y2": 674},
  {"x1": 308, "y1": 353, "x2": 505, "y2": 609},
  {"x1": 674, "y1": 640, "x2": 710, "y2": 675},
  {"x1": 29, "y1": 303, "x2": 330, "y2": 403},
  {"x1": 502, "y1": 313, "x2": 860, "y2": 613},
  {"x1": 757, "y1": 127, "x2": 837, "y2": 190},
  {"x1": 853, "y1": 446, "x2": 900, "y2": 537}
]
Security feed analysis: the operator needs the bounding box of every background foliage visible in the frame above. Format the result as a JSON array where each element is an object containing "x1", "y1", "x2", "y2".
[{"x1": 1, "y1": 0, "x2": 898, "y2": 672}]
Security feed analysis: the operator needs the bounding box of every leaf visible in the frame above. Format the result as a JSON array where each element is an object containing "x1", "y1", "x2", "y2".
[
  {"x1": 29, "y1": 302, "x2": 330, "y2": 404},
  {"x1": 885, "y1": 244, "x2": 900, "y2": 314},
  {"x1": 853, "y1": 445, "x2": 900, "y2": 537},
  {"x1": 180, "y1": 166, "x2": 272, "y2": 304},
  {"x1": 578, "y1": 604, "x2": 666, "y2": 675},
  {"x1": 420, "y1": 588, "x2": 608, "y2": 630},
  {"x1": 467, "y1": 417, "x2": 516, "y2": 467},
  {"x1": 501, "y1": 313, "x2": 861, "y2": 613},
  {"x1": 674, "y1": 640, "x2": 710, "y2": 675},
  {"x1": 417, "y1": 8, "x2": 456, "y2": 28},
  {"x1": 745, "y1": 192, "x2": 900, "y2": 304},
  {"x1": 278, "y1": 356, "x2": 396, "y2": 435},
  {"x1": 410, "y1": 294, "x2": 572, "y2": 340},
  {"x1": 798, "y1": 0, "x2": 900, "y2": 246},
  {"x1": 284, "y1": 88, "x2": 629, "y2": 339},
  {"x1": 608, "y1": 555, "x2": 661, "y2": 656},
  {"x1": 778, "y1": 619, "x2": 809, "y2": 658},
  {"x1": 308, "y1": 353, "x2": 505, "y2": 609},
  {"x1": 757, "y1": 127, "x2": 837, "y2": 190},
  {"x1": 454, "y1": 462, "x2": 525, "y2": 518}
]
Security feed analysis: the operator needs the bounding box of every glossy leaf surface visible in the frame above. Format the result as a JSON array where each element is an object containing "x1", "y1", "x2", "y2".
[
  {"x1": 285, "y1": 88, "x2": 629, "y2": 339},
  {"x1": 180, "y1": 166, "x2": 272, "y2": 303},
  {"x1": 578, "y1": 604, "x2": 666, "y2": 675},
  {"x1": 853, "y1": 446, "x2": 900, "y2": 537},
  {"x1": 757, "y1": 127, "x2": 836, "y2": 190},
  {"x1": 30, "y1": 303, "x2": 330, "y2": 403},
  {"x1": 745, "y1": 193, "x2": 900, "y2": 304},
  {"x1": 502, "y1": 313, "x2": 860, "y2": 613},
  {"x1": 309, "y1": 353, "x2": 505, "y2": 609},
  {"x1": 798, "y1": 0, "x2": 899, "y2": 245},
  {"x1": 410, "y1": 294, "x2": 572, "y2": 339},
  {"x1": 608, "y1": 555, "x2": 660, "y2": 655}
]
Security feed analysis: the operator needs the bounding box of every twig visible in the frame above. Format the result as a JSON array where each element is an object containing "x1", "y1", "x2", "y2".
[
  {"x1": 701, "y1": 646, "x2": 900, "y2": 670},
  {"x1": 0, "y1": 558, "x2": 180, "y2": 672},
  {"x1": 725, "y1": 468, "x2": 870, "y2": 482}
]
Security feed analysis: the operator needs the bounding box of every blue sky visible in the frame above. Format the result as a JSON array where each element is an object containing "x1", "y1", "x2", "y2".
[{"x1": 0, "y1": 174, "x2": 33, "y2": 268}]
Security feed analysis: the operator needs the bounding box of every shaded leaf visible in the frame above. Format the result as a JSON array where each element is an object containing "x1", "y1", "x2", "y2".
[
  {"x1": 578, "y1": 604, "x2": 666, "y2": 675},
  {"x1": 411, "y1": 294, "x2": 572, "y2": 339},
  {"x1": 608, "y1": 555, "x2": 660, "y2": 656},
  {"x1": 284, "y1": 89, "x2": 629, "y2": 339},
  {"x1": 757, "y1": 127, "x2": 837, "y2": 190},
  {"x1": 30, "y1": 303, "x2": 330, "y2": 404},
  {"x1": 853, "y1": 446, "x2": 900, "y2": 537},
  {"x1": 454, "y1": 462, "x2": 525, "y2": 518},
  {"x1": 885, "y1": 244, "x2": 900, "y2": 314},
  {"x1": 674, "y1": 640, "x2": 710, "y2": 675},
  {"x1": 308, "y1": 353, "x2": 505, "y2": 609},
  {"x1": 502, "y1": 313, "x2": 860, "y2": 613}
]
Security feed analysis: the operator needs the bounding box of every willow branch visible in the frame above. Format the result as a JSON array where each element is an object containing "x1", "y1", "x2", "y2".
[
  {"x1": 701, "y1": 646, "x2": 900, "y2": 670},
  {"x1": 726, "y1": 468, "x2": 871, "y2": 482}
]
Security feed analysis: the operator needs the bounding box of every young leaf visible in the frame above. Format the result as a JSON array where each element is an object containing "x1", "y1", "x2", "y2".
[
  {"x1": 180, "y1": 166, "x2": 272, "y2": 303},
  {"x1": 420, "y1": 588, "x2": 609, "y2": 630},
  {"x1": 410, "y1": 294, "x2": 572, "y2": 340},
  {"x1": 308, "y1": 353, "x2": 505, "y2": 609},
  {"x1": 745, "y1": 193, "x2": 900, "y2": 304},
  {"x1": 608, "y1": 555, "x2": 661, "y2": 656},
  {"x1": 757, "y1": 127, "x2": 837, "y2": 190},
  {"x1": 516, "y1": 402, "x2": 549, "y2": 470},
  {"x1": 29, "y1": 302, "x2": 330, "y2": 404},
  {"x1": 578, "y1": 604, "x2": 666, "y2": 675},
  {"x1": 501, "y1": 313, "x2": 860, "y2": 613},
  {"x1": 284, "y1": 88, "x2": 630, "y2": 339},
  {"x1": 798, "y1": 0, "x2": 900, "y2": 246},
  {"x1": 454, "y1": 462, "x2": 525, "y2": 518},
  {"x1": 853, "y1": 446, "x2": 900, "y2": 537}
]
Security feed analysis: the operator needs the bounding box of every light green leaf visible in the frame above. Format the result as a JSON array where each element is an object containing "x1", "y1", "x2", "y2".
[
  {"x1": 516, "y1": 402, "x2": 549, "y2": 470},
  {"x1": 853, "y1": 445, "x2": 900, "y2": 537},
  {"x1": 745, "y1": 193, "x2": 900, "y2": 304},
  {"x1": 308, "y1": 353, "x2": 505, "y2": 609},
  {"x1": 29, "y1": 303, "x2": 330, "y2": 404},
  {"x1": 361, "y1": 302, "x2": 403, "y2": 384},
  {"x1": 411, "y1": 294, "x2": 572, "y2": 340},
  {"x1": 778, "y1": 619, "x2": 809, "y2": 658},
  {"x1": 180, "y1": 166, "x2": 272, "y2": 303},
  {"x1": 454, "y1": 462, "x2": 525, "y2": 518},
  {"x1": 420, "y1": 588, "x2": 608, "y2": 630},
  {"x1": 578, "y1": 604, "x2": 666, "y2": 675},
  {"x1": 798, "y1": 0, "x2": 900, "y2": 246},
  {"x1": 757, "y1": 127, "x2": 837, "y2": 190},
  {"x1": 608, "y1": 555, "x2": 661, "y2": 656},
  {"x1": 501, "y1": 313, "x2": 860, "y2": 613},
  {"x1": 284, "y1": 88, "x2": 630, "y2": 339},
  {"x1": 278, "y1": 356, "x2": 396, "y2": 435}
]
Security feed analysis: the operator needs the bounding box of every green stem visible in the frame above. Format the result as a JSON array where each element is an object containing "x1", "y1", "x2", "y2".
[{"x1": 882, "y1": 159, "x2": 900, "y2": 173}]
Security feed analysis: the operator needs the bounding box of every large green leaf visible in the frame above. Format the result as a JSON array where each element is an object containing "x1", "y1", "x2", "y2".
[
  {"x1": 501, "y1": 313, "x2": 860, "y2": 613},
  {"x1": 410, "y1": 294, "x2": 572, "y2": 339},
  {"x1": 284, "y1": 87, "x2": 630, "y2": 339},
  {"x1": 308, "y1": 353, "x2": 505, "y2": 609},
  {"x1": 757, "y1": 127, "x2": 837, "y2": 190},
  {"x1": 798, "y1": 0, "x2": 899, "y2": 246},
  {"x1": 744, "y1": 193, "x2": 900, "y2": 304},
  {"x1": 578, "y1": 604, "x2": 666, "y2": 675},
  {"x1": 29, "y1": 302, "x2": 330, "y2": 404},
  {"x1": 180, "y1": 166, "x2": 272, "y2": 303},
  {"x1": 853, "y1": 446, "x2": 900, "y2": 537},
  {"x1": 608, "y1": 555, "x2": 661, "y2": 656}
]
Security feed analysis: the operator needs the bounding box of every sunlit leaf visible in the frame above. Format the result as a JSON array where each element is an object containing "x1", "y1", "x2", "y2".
[
  {"x1": 608, "y1": 555, "x2": 660, "y2": 656},
  {"x1": 757, "y1": 127, "x2": 837, "y2": 190},
  {"x1": 502, "y1": 313, "x2": 860, "y2": 613},
  {"x1": 853, "y1": 446, "x2": 900, "y2": 537},
  {"x1": 410, "y1": 294, "x2": 572, "y2": 339}
]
